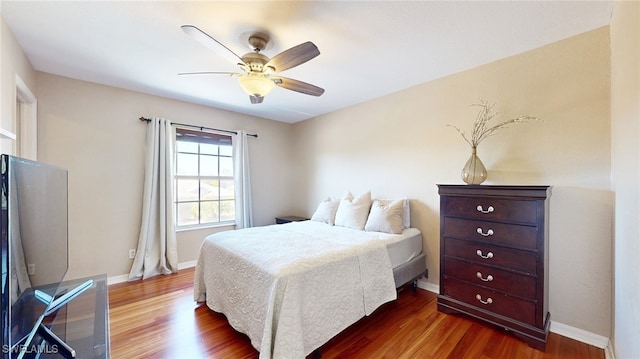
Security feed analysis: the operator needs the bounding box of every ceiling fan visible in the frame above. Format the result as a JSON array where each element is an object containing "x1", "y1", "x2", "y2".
[{"x1": 180, "y1": 25, "x2": 325, "y2": 104}]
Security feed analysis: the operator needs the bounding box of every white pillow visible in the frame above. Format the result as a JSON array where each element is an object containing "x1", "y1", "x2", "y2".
[
  {"x1": 310, "y1": 197, "x2": 340, "y2": 225},
  {"x1": 334, "y1": 191, "x2": 372, "y2": 230},
  {"x1": 403, "y1": 199, "x2": 410, "y2": 228},
  {"x1": 376, "y1": 198, "x2": 410, "y2": 228},
  {"x1": 365, "y1": 199, "x2": 405, "y2": 234}
]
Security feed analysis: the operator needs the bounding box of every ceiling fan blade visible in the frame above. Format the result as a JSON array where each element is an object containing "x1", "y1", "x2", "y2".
[
  {"x1": 178, "y1": 71, "x2": 239, "y2": 76},
  {"x1": 265, "y1": 42, "x2": 320, "y2": 73},
  {"x1": 272, "y1": 77, "x2": 324, "y2": 97},
  {"x1": 181, "y1": 25, "x2": 245, "y2": 66},
  {"x1": 250, "y1": 95, "x2": 264, "y2": 104}
]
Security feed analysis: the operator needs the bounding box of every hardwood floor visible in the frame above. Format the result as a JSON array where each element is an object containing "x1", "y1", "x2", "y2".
[{"x1": 108, "y1": 268, "x2": 604, "y2": 359}]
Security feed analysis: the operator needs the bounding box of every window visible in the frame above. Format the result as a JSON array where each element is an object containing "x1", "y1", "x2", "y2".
[{"x1": 174, "y1": 128, "x2": 234, "y2": 228}]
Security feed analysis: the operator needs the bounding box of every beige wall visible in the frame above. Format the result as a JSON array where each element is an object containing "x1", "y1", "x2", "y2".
[
  {"x1": 36, "y1": 72, "x2": 295, "y2": 280},
  {"x1": 292, "y1": 27, "x2": 612, "y2": 337},
  {"x1": 610, "y1": 1, "x2": 640, "y2": 357},
  {"x1": 0, "y1": 15, "x2": 37, "y2": 155}
]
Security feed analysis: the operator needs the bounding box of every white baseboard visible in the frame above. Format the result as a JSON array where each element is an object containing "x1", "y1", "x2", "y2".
[
  {"x1": 178, "y1": 260, "x2": 197, "y2": 270},
  {"x1": 107, "y1": 260, "x2": 198, "y2": 285},
  {"x1": 550, "y1": 321, "x2": 610, "y2": 349},
  {"x1": 417, "y1": 279, "x2": 439, "y2": 293},
  {"x1": 107, "y1": 273, "x2": 129, "y2": 285},
  {"x1": 604, "y1": 339, "x2": 615, "y2": 359}
]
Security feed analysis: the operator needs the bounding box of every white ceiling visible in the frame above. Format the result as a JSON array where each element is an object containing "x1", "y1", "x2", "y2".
[{"x1": 1, "y1": 1, "x2": 613, "y2": 123}]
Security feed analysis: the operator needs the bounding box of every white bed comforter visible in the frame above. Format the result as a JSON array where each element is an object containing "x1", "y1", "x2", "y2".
[{"x1": 194, "y1": 221, "x2": 397, "y2": 359}]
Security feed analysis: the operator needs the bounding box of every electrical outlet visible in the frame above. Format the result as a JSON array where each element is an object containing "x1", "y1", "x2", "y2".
[
  {"x1": 128, "y1": 249, "x2": 136, "y2": 259},
  {"x1": 27, "y1": 264, "x2": 36, "y2": 276}
]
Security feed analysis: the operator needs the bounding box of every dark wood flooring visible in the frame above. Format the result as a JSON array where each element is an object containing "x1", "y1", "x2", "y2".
[{"x1": 108, "y1": 268, "x2": 604, "y2": 359}]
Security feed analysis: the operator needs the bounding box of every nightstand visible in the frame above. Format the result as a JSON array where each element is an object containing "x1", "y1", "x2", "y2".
[{"x1": 275, "y1": 216, "x2": 309, "y2": 224}]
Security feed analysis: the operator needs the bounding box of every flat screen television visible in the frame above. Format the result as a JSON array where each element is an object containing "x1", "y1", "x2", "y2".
[{"x1": 1, "y1": 155, "x2": 92, "y2": 358}]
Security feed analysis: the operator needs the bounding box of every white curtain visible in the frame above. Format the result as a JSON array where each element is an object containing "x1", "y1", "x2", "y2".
[
  {"x1": 129, "y1": 117, "x2": 178, "y2": 280},
  {"x1": 233, "y1": 130, "x2": 253, "y2": 229}
]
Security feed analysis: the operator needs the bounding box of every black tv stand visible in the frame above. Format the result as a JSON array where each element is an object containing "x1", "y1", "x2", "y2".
[
  {"x1": 27, "y1": 275, "x2": 110, "y2": 358},
  {"x1": 36, "y1": 324, "x2": 76, "y2": 358}
]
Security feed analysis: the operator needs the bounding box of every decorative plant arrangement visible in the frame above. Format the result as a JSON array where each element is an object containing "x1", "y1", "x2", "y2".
[{"x1": 448, "y1": 99, "x2": 540, "y2": 184}]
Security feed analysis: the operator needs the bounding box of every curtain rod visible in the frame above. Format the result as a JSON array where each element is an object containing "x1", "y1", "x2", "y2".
[{"x1": 138, "y1": 117, "x2": 258, "y2": 138}]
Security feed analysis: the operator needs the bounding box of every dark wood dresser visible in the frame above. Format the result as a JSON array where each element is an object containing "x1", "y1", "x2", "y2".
[{"x1": 437, "y1": 185, "x2": 551, "y2": 351}]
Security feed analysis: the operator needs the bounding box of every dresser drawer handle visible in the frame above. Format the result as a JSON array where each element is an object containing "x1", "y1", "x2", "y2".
[
  {"x1": 476, "y1": 294, "x2": 493, "y2": 305},
  {"x1": 476, "y1": 249, "x2": 494, "y2": 259},
  {"x1": 476, "y1": 205, "x2": 494, "y2": 214},
  {"x1": 476, "y1": 272, "x2": 494, "y2": 282},
  {"x1": 476, "y1": 227, "x2": 494, "y2": 237}
]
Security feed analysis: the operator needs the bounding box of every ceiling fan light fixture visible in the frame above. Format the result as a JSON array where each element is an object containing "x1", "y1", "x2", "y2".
[
  {"x1": 237, "y1": 74, "x2": 275, "y2": 97},
  {"x1": 181, "y1": 25, "x2": 323, "y2": 102}
]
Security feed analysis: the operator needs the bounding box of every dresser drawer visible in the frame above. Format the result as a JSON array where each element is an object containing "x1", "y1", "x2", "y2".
[
  {"x1": 443, "y1": 217, "x2": 538, "y2": 250},
  {"x1": 443, "y1": 196, "x2": 538, "y2": 224},
  {"x1": 444, "y1": 238, "x2": 537, "y2": 274},
  {"x1": 443, "y1": 257, "x2": 536, "y2": 298},
  {"x1": 442, "y1": 278, "x2": 536, "y2": 325}
]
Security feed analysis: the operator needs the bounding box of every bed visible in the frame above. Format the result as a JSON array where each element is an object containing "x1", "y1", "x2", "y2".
[{"x1": 194, "y1": 193, "x2": 426, "y2": 359}]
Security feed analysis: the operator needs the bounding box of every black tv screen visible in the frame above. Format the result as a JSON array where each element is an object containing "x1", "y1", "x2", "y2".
[{"x1": 1, "y1": 155, "x2": 69, "y2": 358}]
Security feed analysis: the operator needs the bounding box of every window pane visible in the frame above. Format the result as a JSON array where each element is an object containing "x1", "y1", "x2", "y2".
[
  {"x1": 220, "y1": 200, "x2": 235, "y2": 221},
  {"x1": 176, "y1": 179, "x2": 199, "y2": 201},
  {"x1": 177, "y1": 141, "x2": 198, "y2": 153},
  {"x1": 200, "y1": 155, "x2": 218, "y2": 176},
  {"x1": 175, "y1": 129, "x2": 236, "y2": 228},
  {"x1": 200, "y1": 201, "x2": 219, "y2": 224},
  {"x1": 220, "y1": 179, "x2": 234, "y2": 200},
  {"x1": 176, "y1": 153, "x2": 198, "y2": 175},
  {"x1": 220, "y1": 145, "x2": 232, "y2": 156},
  {"x1": 177, "y1": 202, "x2": 199, "y2": 226},
  {"x1": 200, "y1": 143, "x2": 218, "y2": 155},
  {"x1": 219, "y1": 157, "x2": 233, "y2": 176},
  {"x1": 200, "y1": 179, "x2": 219, "y2": 200}
]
